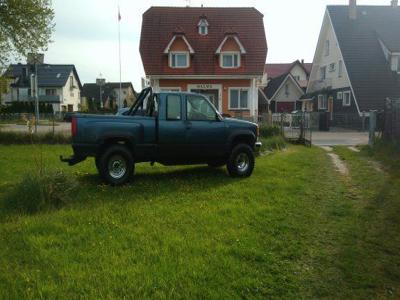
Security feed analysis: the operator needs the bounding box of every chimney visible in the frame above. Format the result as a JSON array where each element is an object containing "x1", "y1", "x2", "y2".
[
  {"x1": 349, "y1": 0, "x2": 357, "y2": 20},
  {"x1": 301, "y1": 59, "x2": 304, "y2": 64},
  {"x1": 391, "y1": 0, "x2": 398, "y2": 7}
]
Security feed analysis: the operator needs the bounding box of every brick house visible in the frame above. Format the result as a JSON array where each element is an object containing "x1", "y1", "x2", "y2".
[{"x1": 139, "y1": 6, "x2": 267, "y2": 119}]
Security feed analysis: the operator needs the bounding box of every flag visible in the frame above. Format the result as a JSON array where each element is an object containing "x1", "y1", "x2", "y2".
[{"x1": 118, "y1": 7, "x2": 121, "y2": 21}]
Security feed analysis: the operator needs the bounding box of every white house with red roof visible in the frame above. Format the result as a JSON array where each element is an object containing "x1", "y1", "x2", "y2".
[
  {"x1": 259, "y1": 60, "x2": 312, "y2": 113},
  {"x1": 139, "y1": 6, "x2": 268, "y2": 119}
]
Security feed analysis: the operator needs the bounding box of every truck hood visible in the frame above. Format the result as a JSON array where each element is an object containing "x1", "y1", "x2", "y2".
[{"x1": 223, "y1": 117, "x2": 257, "y2": 127}]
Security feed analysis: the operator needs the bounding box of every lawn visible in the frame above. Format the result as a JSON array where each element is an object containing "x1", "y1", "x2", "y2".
[{"x1": 0, "y1": 144, "x2": 399, "y2": 298}]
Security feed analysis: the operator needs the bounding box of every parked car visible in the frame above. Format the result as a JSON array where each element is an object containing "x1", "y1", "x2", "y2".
[{"x1": 61, "y1": 87, "x2": 261, "y2": 185}]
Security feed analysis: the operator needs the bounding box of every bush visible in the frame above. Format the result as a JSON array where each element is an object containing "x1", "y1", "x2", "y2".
[
  {"x1": 4, "y1": 170, "x2": 78, "y2": 214},
  {"x1": 0, "y1": 131, "x2": 71, "y2": 144},
  {"x1": 260, "y1": 136, "x2": 287, "y2": 152},
  {"x1": 259, "y1": 124, "x2": 281, "y2": 139}
]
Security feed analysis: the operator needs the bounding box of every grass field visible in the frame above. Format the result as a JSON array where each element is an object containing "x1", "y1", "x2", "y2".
[{"x1": 0, "y1": 144, "x2": 399, "y2": 298}]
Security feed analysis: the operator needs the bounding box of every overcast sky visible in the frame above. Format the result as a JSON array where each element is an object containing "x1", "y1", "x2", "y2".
[{"x1": 37, "y1": 0, "x2": 386, "y2": 90}]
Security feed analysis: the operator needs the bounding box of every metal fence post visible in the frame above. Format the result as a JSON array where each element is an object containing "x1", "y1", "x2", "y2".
[{"x1": 369, "y1": 110, "x2": 377, "y2": 146}]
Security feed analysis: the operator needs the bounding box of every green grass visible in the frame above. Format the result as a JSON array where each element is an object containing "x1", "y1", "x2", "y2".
[{"x1": 0, "y1": 144, "x2": 399, "y2": 298}]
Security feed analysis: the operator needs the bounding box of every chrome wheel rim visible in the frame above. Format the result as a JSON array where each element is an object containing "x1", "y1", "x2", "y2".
[
  {"x1": 235, "y1": 153, "x2": 249, "y2": 172},
  {"x1": 108, "y1": 155, "x2": 127, "y2": 179}
]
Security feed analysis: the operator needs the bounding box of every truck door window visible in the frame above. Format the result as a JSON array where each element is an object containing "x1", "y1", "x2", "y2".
[
  {"x1": 166, "y1": 95, "x2": 181, "y2": 120},
  {"x1": 187, "y1": 95, "x2": 216, "y2": 121}
]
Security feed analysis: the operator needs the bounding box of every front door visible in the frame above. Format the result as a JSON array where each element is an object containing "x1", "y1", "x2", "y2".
[
  {"x1": 328, "y1": 96, "x2": 334, "y2": 120},
  {"x1": 184, "y1": 94, "x2": 227, "y2": 159}
]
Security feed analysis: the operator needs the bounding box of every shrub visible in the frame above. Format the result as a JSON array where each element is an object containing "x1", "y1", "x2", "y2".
[
  {"x1": 4, "y1": 170, "x2": 78, "y2": 214},
  {"x1": 260, "y1": 136, "x2": 287, "y2": 152},
  {"x1": 259, "y1": 124, "x2": 281, "y2": 139},
  {"x1": 0, "y1": 131, "x2": 71, "y2": 144}
]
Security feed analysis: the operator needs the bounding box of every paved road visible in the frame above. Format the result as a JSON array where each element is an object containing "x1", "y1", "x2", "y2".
[
  {"x1": 312, "y1": 130, "x2": 369, "y2": 146},
  {"x1": 0, "y1": 122, "x2": 70, "y2": 134}
]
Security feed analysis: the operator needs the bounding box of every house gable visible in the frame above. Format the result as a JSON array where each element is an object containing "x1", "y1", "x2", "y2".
[
  {"x1": 307, "y1": 10, "x2": 352, "y2": 95},
  {"x1": 271, "y1": 74, "x2": 304, "y2": 102}
]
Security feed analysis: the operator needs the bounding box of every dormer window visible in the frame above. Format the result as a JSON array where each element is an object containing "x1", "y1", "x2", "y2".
[
  {"x1": 198, "y1": 19, "x2": 209, "y2": 36},
  {"x1": 216, "y1": 34, "x2": 246, "y2": 69},
  {"x1": 169, "y1": 52, "x2": 189, "y2": 68},
  {"x1": 221, "y1": 52, "x2": 240, "y2": 68}
]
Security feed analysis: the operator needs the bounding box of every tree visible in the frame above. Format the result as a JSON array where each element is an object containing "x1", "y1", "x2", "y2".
[{"x1": 0, "y1": 0, "x2": 54, "y2": 69}]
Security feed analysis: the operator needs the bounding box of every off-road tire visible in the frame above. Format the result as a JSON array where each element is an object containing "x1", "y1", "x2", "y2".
[
  {"x1": 98, "y1": 144, "x2": 134, "y2": 185},
  {"x1": 226, "y1": 143, "x2": 255, "y2": 177}
]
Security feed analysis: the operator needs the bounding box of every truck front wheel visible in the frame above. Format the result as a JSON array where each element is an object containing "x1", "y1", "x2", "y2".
[
  {"x1": 98, "y1": 145, "x2": 134, "y2": 185},
  {"x1": 227, "y1": 143, "x2": 255, "y2": 177}
]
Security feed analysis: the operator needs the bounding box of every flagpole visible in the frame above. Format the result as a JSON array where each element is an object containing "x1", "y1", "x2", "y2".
[{"x1": 118, "y1": 5, "x2": 122, "y2": 108}]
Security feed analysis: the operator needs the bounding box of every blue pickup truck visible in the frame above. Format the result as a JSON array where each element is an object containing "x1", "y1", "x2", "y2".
[{"x1": 61, "y1": 87, "x2": 261, "y2": 185}]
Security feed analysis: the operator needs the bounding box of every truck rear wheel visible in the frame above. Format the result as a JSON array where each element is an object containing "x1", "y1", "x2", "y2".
[
  {"x1": 98, "y1": 145, "x2": 134, "y2": 185},
  {"x1": 227, "y1": 143, "x2": 255, "y2": 177}
]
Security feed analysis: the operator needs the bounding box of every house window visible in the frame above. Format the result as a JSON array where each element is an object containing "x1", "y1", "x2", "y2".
[
  {"x1": 328, "y1": 63, "x2": 336, "y2": 72},
  {"x1": 198, "y1": 19, "x2": 208, "y2": 35},
  {"x1": 337, "y1": 91, "x2": 343, "y2": 99},
  {"x1": 325, "y1": 40, "x2": 330, "y2": 56},
  {"x1": 338, "y1": 60, "x2": 343, "y2": 78},
  {"x1": 69, "y1": 76, "x2": 74, "y2": 89},
  {"x1": 166, "y1": 95, "x2": 181, "y2": 120},
  {"x1": 293, "y1": 75, "x2": 300, "y2": 81},
  {"x1": 318, "y1": 94, "x2": 327, "y2": 110},
  {"x1": 320, "y1": 66, "x2": 327, "y2": 80},
  {"x1": 285, "y1": 84, "x2": 289, "y2": 96},
  {"x1": 343, "y1": 91, "x2": 351, "y2": 106},
  {"x1": 169, "y1": 52, "x2": 189, "y2": 68},
  {"x1": 229, "y1": 88, "x2": 249, "y2": 110},
  {"x1": 45, "y1": 88, "x2": 56, "y2": 96},
  {"x1": 221, "y1": 52, "x2": 240, "y2": 68}
]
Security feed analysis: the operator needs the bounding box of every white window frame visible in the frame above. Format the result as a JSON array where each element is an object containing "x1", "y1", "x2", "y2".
[
  {"x1": 220, "y1": 52, "x2": 241, "y2": 69},
  {"x1": 320, "y1": 66, "x2": 327, "y2": 81},
  {"x1": 228, "y1": 87, "x2": 249, "y2": 110},
  {"x1": 338, "y1": 60, "x2": 343, "y2": 78},
  {"x1": 318, "y1": 94, "x2": 327, "y2": 110},
  {"x1": 343, "y1": 91, "x2": 351, "y2": 106},
  {"x1": 169, "y1": 52, "x2": 189, "y2": 69},
  {"x1": 337, "y1": 91, "x2": 343, "y2": 100},
  {"x1": 198, "y1": 20, "x2": 208, "y2": 35}
]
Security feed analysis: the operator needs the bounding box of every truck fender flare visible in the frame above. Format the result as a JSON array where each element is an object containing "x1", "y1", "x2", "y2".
[{"x1": 227, "y1": 131, "x2": 256, "y2": 149}]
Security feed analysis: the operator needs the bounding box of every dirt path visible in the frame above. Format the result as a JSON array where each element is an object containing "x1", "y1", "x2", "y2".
[{"x1": 320, "y1": 146, "x2": 349, "y2": 176}]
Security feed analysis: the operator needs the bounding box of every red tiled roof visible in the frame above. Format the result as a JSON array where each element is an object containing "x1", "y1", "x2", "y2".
[
  {"x1": 265, "y1": 61, "x2": 312, "y2": 78},
  {"x1": 140, "y1": 7, "x2": 268, "y2": 76}
]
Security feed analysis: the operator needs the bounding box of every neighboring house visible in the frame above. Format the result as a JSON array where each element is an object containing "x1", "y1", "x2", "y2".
[
  {"x1": 306, "y1": 0, "x2": 400, "y2": 124},
  {"x1": 140, "y1": 6, "x2": 268, "y2": 119},
  {"x1": 260, "y1": 60, "x2": 312, "y2": 113},
  {"x1": 81, "y1": 82, "x2": 136, "y2": 110},
  {"x1": 1, "y1": 62, "x2": 82, "y2": 112}
]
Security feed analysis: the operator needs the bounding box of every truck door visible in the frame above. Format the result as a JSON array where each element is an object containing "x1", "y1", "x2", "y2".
[
  {"x1": 184, "y1": 95, "x2": 227, "y2": 158},
  {"x1": 157, "y1": 94, "x2": 188, "y2": 159}
]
